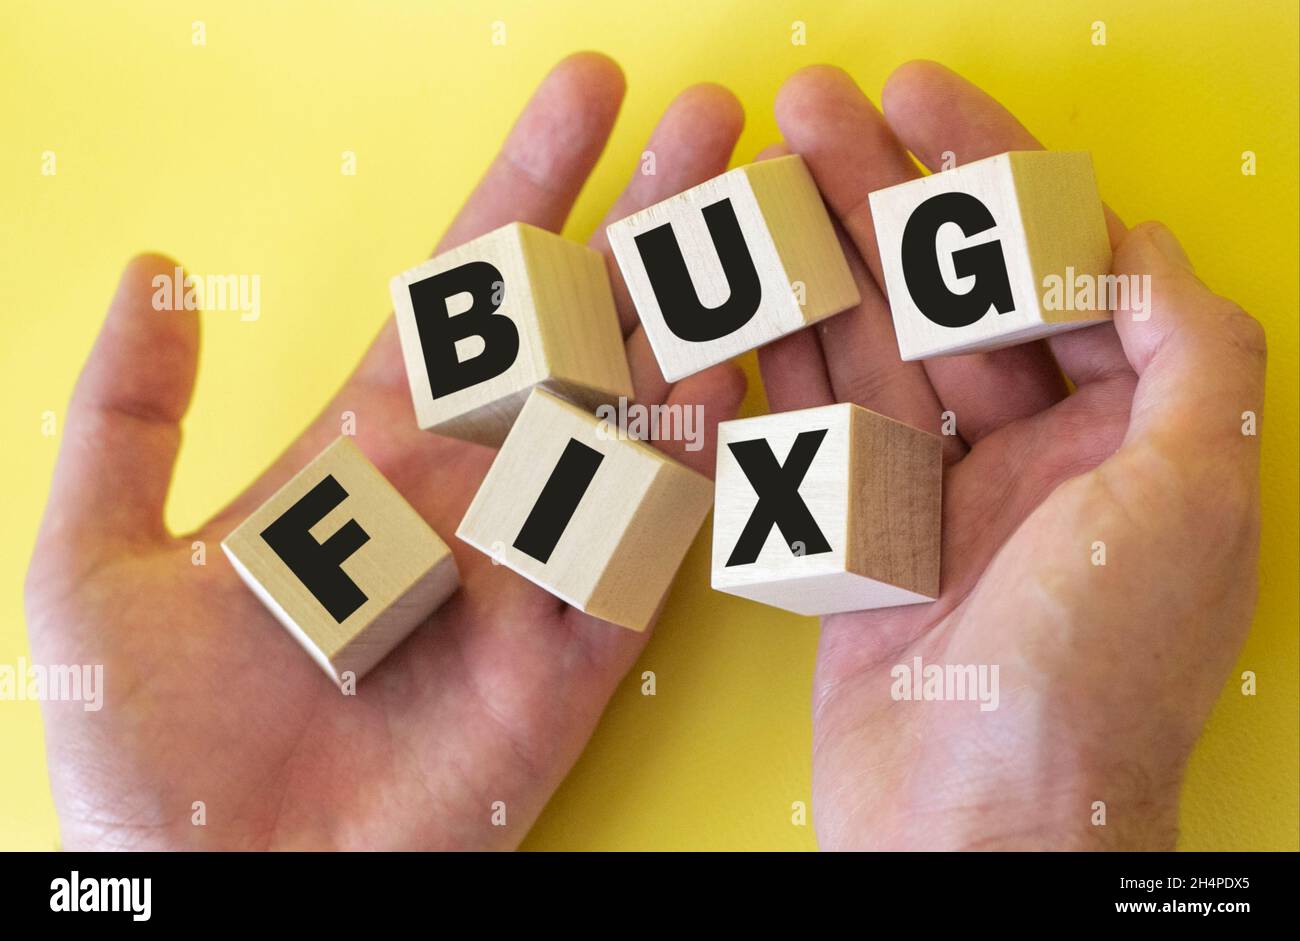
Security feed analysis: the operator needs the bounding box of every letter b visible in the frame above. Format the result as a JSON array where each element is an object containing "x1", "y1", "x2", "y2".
[{"x1": 408, "y1": 260, "x2": 519, "y2": 399}]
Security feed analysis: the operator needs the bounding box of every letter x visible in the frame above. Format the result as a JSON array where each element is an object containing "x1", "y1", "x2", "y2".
[{"x1": 725, "y1": 429, "x2": 832, "y2": 567}]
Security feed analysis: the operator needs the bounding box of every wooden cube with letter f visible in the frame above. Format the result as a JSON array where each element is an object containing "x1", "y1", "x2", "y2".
[
  {"x1": 712, "y1": 403, "x2": 942, "y2": 616},
  {"x1": 456, "y1": 388, "x2": 714, "y2": 631},
  {"x1": 222, "y1": 437, "x2": 460, "y2": 684}
]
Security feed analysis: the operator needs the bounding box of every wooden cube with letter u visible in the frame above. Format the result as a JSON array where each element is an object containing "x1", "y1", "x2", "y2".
[
  {"x1": 222, "y1": 437, "x2": 460, "y2": 683},
  {"x1": 606, "y1": 154, "x2": 860, "y2": 383},
  {"x1": 456, "y1": 388, "x2": 714, "y2": 631},
  {"x1": 712, "y1": 403, "x2": 942, "y2": 616},
  {"x1": 869, "y1": 151, "x2": 1112, "y2": 361},
  {"x1": 390, "y1": 221, "x2": 633, "y2": 446}
]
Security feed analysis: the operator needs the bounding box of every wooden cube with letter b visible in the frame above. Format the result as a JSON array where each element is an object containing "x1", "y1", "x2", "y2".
[
  {"x1": 606, "y1": 154, "x2": 860, "y2": 382},
  {"x1": 390, "y1": 221, "x2": 634, "y2": 446},
  {"x1": 869, "y1": 151, "x2": 1113, "y2": 361},
  {"x1": 712, "y1": 403, "x2": 941, "y2": 616},
  {"x1": 222, "y1": 437, "x2": 460, "y2": 683},
  {"x1": 456, "y1": 388, "x2": 714, "y2": 631}
]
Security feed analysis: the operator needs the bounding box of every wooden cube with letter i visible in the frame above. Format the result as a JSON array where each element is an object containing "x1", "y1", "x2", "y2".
[
  {"x1": 456, "y1": 388, "x2": 714, "y2": 631},
  {"x1": 712, "y1": 403, "x2": 941, "y2": 616},
  {"x1": 869, "y1": 151, "x2": 1112, "y2": 361},
  {"x1": 390, "y1": 221, "x2": 634, "y2": 446},
  {"x1": 606, "y1": 154, "x2": 860, "y2": 382},
  {"x1": 222, "y1": 437, "x2": 460, "y2": 683}
]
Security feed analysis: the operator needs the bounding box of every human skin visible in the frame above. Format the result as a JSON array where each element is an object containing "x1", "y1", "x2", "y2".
[
  {"x1": 25, "y1": 53, "x2": 748, "y2": 850},
  {"x1": 756, "y1": 62, "x2": 1266, "y2": 850},
  {"x1": 26, "y1": 56, "x2": 1265, "y2": 852}
]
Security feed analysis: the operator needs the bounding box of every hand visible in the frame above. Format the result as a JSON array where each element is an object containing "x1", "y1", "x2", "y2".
[
  {"x1": 24, "y1": 53, "x2": 747, "y2": 850},
  {"x1": 757, "y1": 62, "x2": 1266, "y2": 850}
]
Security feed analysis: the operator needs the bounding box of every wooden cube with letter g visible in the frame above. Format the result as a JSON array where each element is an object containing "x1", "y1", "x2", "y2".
[{"x1": 869, "y1": 151, "x2": 1112, "y2": 361}]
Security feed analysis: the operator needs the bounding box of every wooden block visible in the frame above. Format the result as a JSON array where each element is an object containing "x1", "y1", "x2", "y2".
[
  {"x1": 712, "y1": 403, "x2": 941, "y2": 616},
  {"x1": 606, "y1": 154, "x2": 860, "y2": 383},
  {"x1": 222, "y1": 437, "x2": 459, "y2": 683},
  {"x1": 869, "y1": 151, "x2": 1113, "y2": 361},
  {"x1": 390, "y1": 221, "x2": 633, "y2": 446},
  {"x1": 456, "y1": 388, "x2": 713, "y2": 631}
]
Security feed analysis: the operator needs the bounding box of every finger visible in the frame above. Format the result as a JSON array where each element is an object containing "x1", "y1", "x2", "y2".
[
  {"x1": 820, "y1": 222, "x2": 964, "y2": 461},
  {"x1": 624, "y1": 325, "x2": 672, "y2": 407},
  {"x1": 777, "y1": 64, "x2": 1063, "y2": 448},
  {"x1": 758, "y1": 325, "x2": 834, "y2": 413},
  {"x1": 42, "y1": 254, "x2": 199, "y2": 550},
  {"x1": 651, "y1": 361, "x2": 748, "y2": 477},
  {"x1": 773, "y1": 68, "x2": 961, "y2": 460},
  {"x1": 438, "y1": 51, "x2": 627, "y2": 252},
  {"x1": 882, "y1": 60, "x2": 1128, "y2": 248},
  {"x1": 591, "y1": 82, "x2": 745, "y2": 337},
  {"x1": 1112, "y1": 223, "x2": 1266, "y2": 457},
  {"x1": 356, "y1": 52, "x2": 628, "y2": 389},
  {"x1": 217, "y1": 54, "x2": 627, "y2": 527},
  {"x1": 881, "y1": 59, "x2": 1134, "y2": 391}
]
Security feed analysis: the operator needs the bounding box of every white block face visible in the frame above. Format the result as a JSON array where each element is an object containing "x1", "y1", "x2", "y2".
[
  {"x1": 392, "y1": 224, "x2": 548, "y2": 442},
  {"x1": 714, "y1": 404, "x2": 854, "y2": 591},
  {"x1": 712, "y1": 403, "x2": 941, "y2": 616},
  {"x1": 222, "y1": 437, "x2": 460, "y2": 683},
  {"x1": 456, "y1": 388, "x2": 713, "y2": 631},
  {"x1": 869, "y1": 151, "x2": 1112, "y2": 361},
  {"x1": 606, "y1": 156, "x2": 859, "y2": 383},
  {"x1": 390, "y1": 222, "x2": 632, "y2": 446}
]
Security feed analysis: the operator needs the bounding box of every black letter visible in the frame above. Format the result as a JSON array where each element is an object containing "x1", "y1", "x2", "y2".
[
  {"x1": 261, "y1": 475, "x2": 371, "y2": 623},
  {"x1": 726, "y1": 430, "x2": 832, "y2": 566},
  {"x1": 513, "y1": 439, "x2": 605, "y2": 564},
  {"x1": 409, "y1": 261, "x2": 519, "y2": 398},
  {"x1": 633, "y1": 198, "x2": 762, "y2": 342},
  {"x1": 900, "y1": 192, "x2": 1014, "y2": 329}
]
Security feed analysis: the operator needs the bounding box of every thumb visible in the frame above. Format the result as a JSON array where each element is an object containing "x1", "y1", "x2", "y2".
[
  {"x1": 39, "y1": 254, "x2": 201, "y2": 556},
  {"x1": 1111, "y1": 222, "x2": 1267, "y2": 457}
]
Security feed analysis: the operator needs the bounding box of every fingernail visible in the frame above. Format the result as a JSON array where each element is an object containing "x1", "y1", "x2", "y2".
[{"x1": 1148, "y1": 223, "x2": 1195, "y2": 273}]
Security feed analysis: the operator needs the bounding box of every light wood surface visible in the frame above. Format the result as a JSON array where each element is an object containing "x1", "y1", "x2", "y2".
[
  {"x1": 712, "y1": 403, "x2": 941, "y2": 615},
  {"x1": 869, "y1": 150, "x2": 1112, "y2": 361},
  {"x1": 457, "y1": 388, "x2": 714, "y2": 631},
  {"x1": 391, "y1": 221, "x2": 633, "y2": 445},
  {"x1": 607, "y1": 154, "x2": 859, "y2": 382},
  {"x1": 222, "y1": 436, "x2": 459, "y2": 683}
]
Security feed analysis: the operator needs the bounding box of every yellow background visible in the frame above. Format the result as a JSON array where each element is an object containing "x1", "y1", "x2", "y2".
[{"x1": 2, "y1": 0, "x2": 1296, "y2": 850}]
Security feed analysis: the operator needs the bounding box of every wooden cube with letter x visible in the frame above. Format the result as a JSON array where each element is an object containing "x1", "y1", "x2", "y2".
[
  {"x1": 222, "y1": 437, "x2": 460, "y2": 683},
  {"x1": 606, "y1": 154, "x2": 860, "y2": 382},
  {"x1": 712, "y1": 403, "x2": 941, "y2": 616},
  {"x1": 869, "y1": 151, "x2": 1113, "y2": 361},
  {"x1": 456, "y1": 388, "x2": 714, "y2": 631},
  {"x1": 390, "y1": 221, "x2": 634, "y2": 446}
]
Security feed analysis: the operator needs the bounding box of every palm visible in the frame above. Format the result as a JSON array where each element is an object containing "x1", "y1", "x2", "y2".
[{"x1": 26, "y1": 55, "x2": 748, "y2": 850}]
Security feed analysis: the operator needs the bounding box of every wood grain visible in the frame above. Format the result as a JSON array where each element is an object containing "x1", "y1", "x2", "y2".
[
  {"x1": 222, "y1": 436, "x2": 459, "y2": 683},
  {"x1": 712, "y1": 403, "x2": 941, "y2": 616}
]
